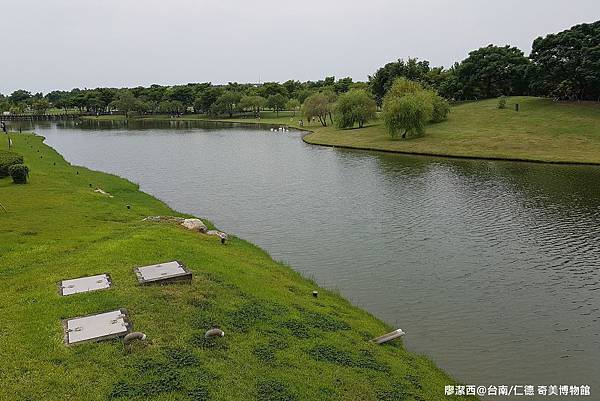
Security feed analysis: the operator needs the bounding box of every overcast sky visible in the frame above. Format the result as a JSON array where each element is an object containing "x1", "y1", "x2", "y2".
[{"x1": 1, "y1": 0, "x2": 599, "y2": 94}]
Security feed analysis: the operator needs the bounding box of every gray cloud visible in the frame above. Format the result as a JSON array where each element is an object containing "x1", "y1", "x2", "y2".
[{"x1": 1, "y1": 0, "x2": 599, "y2": 94}]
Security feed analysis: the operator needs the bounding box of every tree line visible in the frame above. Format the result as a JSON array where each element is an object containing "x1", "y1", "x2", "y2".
[
  {"x1": 370, "y1": 20, "x2": 600, "y2": 103},
  {"x1": 1, "y1": 20, "x2": 598, "y2": 118}
]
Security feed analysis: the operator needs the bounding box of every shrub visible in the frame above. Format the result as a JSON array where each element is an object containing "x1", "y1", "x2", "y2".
[
  {"x1": 302, "y1": 93, "x2": 332, "y2": 126},
  {"x1": 498, "y1": 96, "x2": 507, "y2": 109},
  {"x1": 382, "y1": 78, "x2": 450, "y2": 138},
  {"x1": 0, "y1": 151, "x2": 23, "y2": 177},
  {"x1": 386, "y1": 78, "x2": 424, "y2": 98},
  {"x1": 428, "y1": 92, "x2": 451, "y2": 123},
  {"x1": 8, "y1": 164, "x2": 29, "y2": 184},
  {"x1": 333, "y1": 89, "x2": 377, "y2": 128},
  {"x1": 382, "y1": 92, "x2": 433, "y2": 139}
]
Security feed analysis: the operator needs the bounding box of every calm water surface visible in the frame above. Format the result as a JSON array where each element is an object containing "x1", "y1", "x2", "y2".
[{"x1": 27, "y1": 120, "x2": 600, "y2": 396}]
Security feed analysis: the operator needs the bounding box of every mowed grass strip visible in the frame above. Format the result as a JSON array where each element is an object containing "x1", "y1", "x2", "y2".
[{"x1": 0, "y1": 134, "x2": 475, "y2": 401}]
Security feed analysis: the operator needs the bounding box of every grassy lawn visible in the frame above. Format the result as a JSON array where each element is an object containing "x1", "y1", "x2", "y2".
[
  {"x1": 303, "y1": 97, "x2": 600, "y2": 164},
  {"x1": 148, "y1": 97, "x2": 600, "y2": 164},
  {"x1": 0, "y1": 133, "x2": 473, "y2": 401}
]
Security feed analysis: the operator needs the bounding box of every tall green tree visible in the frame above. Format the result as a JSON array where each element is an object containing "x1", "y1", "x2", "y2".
[
  {"x1": 110, "y1": 90, "x2": 137, "y2": 118},
  {"x1": 530, "y1": 20, "x2": 600, "y2": 100},
  {"x1": 382, "y1": 92, "x2": 433, "y2": 139},
  {"x1": 285, "y1": 99, "x2": 301, "y2": 116},
  {"x1": 333, "y1": 89, "x2": 377, "y2": 128},
  {"x1": 456, "y1": 45, "x2": 530, "y2": 99},
  {"x1": 240, "y1": 95, "x2": 266, "y2": 117},
  {"x1": 194, "y1": 86, "x2": 222, "y2": 113},
  {"x1": 259, "y1": 82, "x2": 286, "y2": 98},
  {"x1": 302, "y1": 93, "x2": 331, "y2": 126},
  {"x1": 31, "y1": 99, "x2": 50, "y2": 115},
  {"x1": 158, "y1": 100, "x2": 184, "y2": 114},
  {"x1": 210, "y1": 91, "x2": 242, "y2": 117},
  {"x1": 9, "y1": 90, "x2": 31, "y2": 104},
  {"x1": 266, "y1": 94, "x2": 287, "y2": 116},
  {"x1": 368, "y1": 58, "x2": 432, "y2": 104},
  {"x1": 166, "y1": 85, "x2": 196, "y2": 108},
  {"x1": 333, "y1": 77, "x2": 353, "y2": 94}
]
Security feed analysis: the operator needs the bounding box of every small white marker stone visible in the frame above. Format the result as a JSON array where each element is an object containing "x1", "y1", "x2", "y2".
[{"x1": 60, "y1": 274, "x2": 112, "y2": 296}]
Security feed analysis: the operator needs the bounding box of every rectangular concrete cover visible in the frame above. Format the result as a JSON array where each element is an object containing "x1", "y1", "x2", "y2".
[
  {"x1": 135, "y1": 260, "x2": 192, "y2": 284},
  {"x1": 60, "y1": 274, "x2": 111, "y2": 296},
  {"x1": 64, "y1": 309, "x2": 130, "y2": 344}
]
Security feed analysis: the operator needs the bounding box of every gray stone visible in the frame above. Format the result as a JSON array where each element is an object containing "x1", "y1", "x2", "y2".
[
  {"x1": 206, "y1": 230, "x2": 228, "y2": 240},
  {"x1": 143, "y1": 215, "x2": 185, "y2": 223},
  {"x1": 181, "y1": 218, "x2": 207, "y2": 233}
]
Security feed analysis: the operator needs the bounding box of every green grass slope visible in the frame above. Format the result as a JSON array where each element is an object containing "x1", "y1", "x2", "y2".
[
  {"x1": 0, "y1": 133, "x2": 474, "y2": 401},
  {"x1": 303, "y1": 97, "x2": 600, "y2": 164}
]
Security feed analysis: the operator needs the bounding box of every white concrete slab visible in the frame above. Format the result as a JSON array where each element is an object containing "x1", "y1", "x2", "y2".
[
  {"x1": 64, "y1": 309, "x2": 130, "y2": 344},
  {"x1": 134, "y1": 260, "x2": 192, "y2": 284},
  {"x1": 60, "y1": 274, "x2": 111, "y2": 296}
]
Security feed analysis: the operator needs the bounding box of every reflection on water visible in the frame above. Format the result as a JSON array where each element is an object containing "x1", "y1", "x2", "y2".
[{"x1": 26, "y1": 120, "x2": 600, "y2": 396}]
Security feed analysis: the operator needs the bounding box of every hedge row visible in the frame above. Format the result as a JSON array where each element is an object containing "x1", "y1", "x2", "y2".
[
  {"x1": 0, "y1": 150, "x2": 24, "y2": 177},
  {"x1": 9, "y1": 164, "x2": 29, "y2": 184}
]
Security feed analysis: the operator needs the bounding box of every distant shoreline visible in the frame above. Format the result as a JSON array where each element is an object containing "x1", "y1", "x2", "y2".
[{"x1": 79, "y1": 97, "x2": 600, "y2": 166}]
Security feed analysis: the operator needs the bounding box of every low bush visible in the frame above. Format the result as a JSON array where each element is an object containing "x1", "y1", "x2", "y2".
[
  {"x1": 383, "y1": 93, "x2": 434, "y2": 139},
  {"x1": 498, "y1": 96, "x2": 507, "y2": 109},
  {"x1": 0, "y1": 151, "x2": 23, "y2": 177},
  {"x1": 8, "y1": 163, "x2": 29, "y2": 184},
  {"x1": 429, "y1": 93, "x2": 451, "y2": 122},
  {"x1": 334, "y1": 89, "x2": 377, "y2": 128}
]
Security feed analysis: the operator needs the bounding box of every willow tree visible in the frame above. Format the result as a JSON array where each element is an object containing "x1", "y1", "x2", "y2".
[
  {"x1": 382, "y1": 78, "x2": 449, "y2": 138},
  {"x1": 333, "y1": 89, "x2": 377, "y2": 128},
  {"x1": 302, "y1": 93, "x2": 331, "y2": 126},
  {"x1": 382, "y1": 91, "x2": 433, "y2": 139}
]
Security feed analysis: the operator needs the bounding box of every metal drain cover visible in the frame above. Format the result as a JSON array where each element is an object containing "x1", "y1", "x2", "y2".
[
  {"x1": 63, "y1": 309, "x2": 130, "y2": 345},
  {"x1": 134, "y1": 260, "x2": 192, "y2": 284},
  {"x1": 59, "y1": 274, "x2": 112, "y2": 296}
]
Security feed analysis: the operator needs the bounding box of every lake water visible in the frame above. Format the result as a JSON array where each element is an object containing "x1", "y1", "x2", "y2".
[{"x1": 26, "y1": 120, "x2": 600, "y2": 396}]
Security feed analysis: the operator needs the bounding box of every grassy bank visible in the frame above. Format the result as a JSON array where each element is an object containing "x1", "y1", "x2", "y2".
[
  {"x1": 303, "y1": 97, "x2": 600, "y2": 164},
  {"x1": 0, "y1": 133, "x2": 473, "y2": 401},
  {"x1": 84, "y1": 96, "x2": 600, "y2": 164}
]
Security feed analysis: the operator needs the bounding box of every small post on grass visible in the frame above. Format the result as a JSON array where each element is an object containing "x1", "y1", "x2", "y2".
[{"x1": 515, "y1": 103, "x2": 519, "y2": 112}]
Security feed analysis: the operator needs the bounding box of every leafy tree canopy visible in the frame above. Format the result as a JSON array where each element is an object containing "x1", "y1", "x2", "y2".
[
  {"x1": 333, "y1": 89, "x2": 377, "y2": 128},
  {"x1": 302, "y1": 93, "x2": 332, "y2": 126},
  {"x1": 456, "y1": 45, "x2": 530, "y2": 99},
  {"x1": 530, "y1": 20, "x2": 600, "y2": 100}
]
